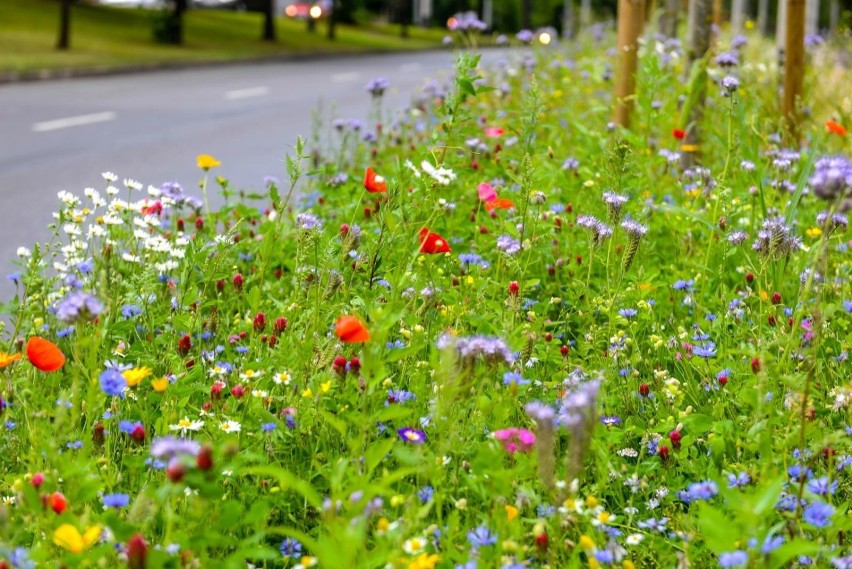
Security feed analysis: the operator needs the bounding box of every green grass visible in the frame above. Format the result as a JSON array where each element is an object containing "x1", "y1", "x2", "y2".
[{"x1": 0, "y1": 0, "x2": 449, "y2": 76}]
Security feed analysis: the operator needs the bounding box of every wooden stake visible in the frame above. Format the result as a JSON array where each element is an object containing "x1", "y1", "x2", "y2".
[
  {"x1": 614, "y1": 0, "x2": 644, "y2": 128},
  {"x1": 712, "y1": 0, "x2": 723, "y2": 30},
  {"x1": 680, "y1": 0, "x2": 712, "y2": 169},
  {"x1": 783, "y1": 0, "x2": 806, "y2": 140}
]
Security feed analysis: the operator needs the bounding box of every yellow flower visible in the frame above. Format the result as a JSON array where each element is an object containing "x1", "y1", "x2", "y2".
[
  {"x1": 589, "y1": 559, "x2": 601, "y2": 569},
  {"x1": 806, "y1": 227, "x2": 823, "y2": 238},
  {"x1": 585, "y1": 495, "x2": 599, "y2": 509},
  {"x1": 151, "y1": 377, "x2": 169, "y2": 393},
  {"x1": 196, "y1": 154, "x2": 221, "y2": 170},
  {"x1": 505, "y1": 505, "x2": 519, "y2": 522},
  {"x1": 302, "y1": 388, "x2": 313, "y2": 398},
  {"x1": 623, "y1": 561, "x2": 635, "y2": 569},
  {"x1": 53, "y1": 524, "x2": 101, "y2": 553},
  {"x1": 376, "y1": 517, "x2": 390, "y2": 533},
  {"x1": 320, "y1": 381, "x2": 332, "y2": 393},
  {"x1": 0, "y1": 352, "x2": 22, "y2": 368},
  {"x1": 408, "y1": 553, "x2": 440, "y2": 569},
  {"x1": 122, "y1": 366, "x2": 152, "y2": 388}
]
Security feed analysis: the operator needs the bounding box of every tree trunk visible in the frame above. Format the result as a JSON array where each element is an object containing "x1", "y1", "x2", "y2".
[
  {"x1": 757, "y1": 0, "x2": 768, "y2": 34},
  {"x1": 659, "y1": 0, "x2": 680, "y2": 37},
  {"x1": 614, "y1": 0, "x2": 645, "y2": 128},
  {"x1": 776, "y1": 0, "x2": 787, "y2": 69},
  {"x1": 262, "y1": 0, "x2": 276, "y2": 41},
  {"x1": 805, "y1": 0, "x2": 819, "y2": 36},
  {"x1": 174, "y1": 0, "x2": 187, "y2": 45},
  {"x1": 680, "y1": 0, "x2": 712, "y2": 169},
  {"x1": 521, "y1": 0, "x2": 532, "y2": 29},
  {"x1": 580, "y1": 0, "x2": 592, "y2": 25},
  {"x1": 57, "y1": 0, "x2": 71, "y2": 50},
  {"x1": 563, "y1": 0, "x2": 575, "y2": 38},
  {"x1": 828, "y1": 0, "x2": 839, "y2": 33},
  {"x1": 712, "y1": 0, "x2": 723, "y2": 32},
  {"x1": 731, "y1": 0, "x2": 747, "y2": 32},
  {"x1": 784, "y1": 0, "x2": 806, "y2": 141},
  {"x1": 327, "y1": 0, "x2": 337, "y2": 39}
]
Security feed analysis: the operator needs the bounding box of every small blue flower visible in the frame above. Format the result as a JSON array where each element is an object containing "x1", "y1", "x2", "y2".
[
  {"x1": 100, "y1": 368, "x2": 127, "y2": 398},
  {"x1": 102, "y1": 493, "x2": 130, "y2": 508},
  {"x1": 418, "y1": 485, "x2": 434, "y2": 503},
  {"x1": 279, "y1": 537, "x2": 303, "y2": 559},
  {"x1": 803, "y1": 500, "x2": 834, "y2": 528},
  {"x1": 618, "y1": 308, "x2": 638, "y2": 318},
  {"x1": 261, "y1": 422, "x2": 277, "y2": 432},
  {"x1": 718, "y1": 550, "x2": 748, "y2": 568},
  {"x1": 502, "y1": 371, "x2": 529, "y2": 386},
  {"x1": 467, "y1": 526, "x2": 497, "y2": 548}
]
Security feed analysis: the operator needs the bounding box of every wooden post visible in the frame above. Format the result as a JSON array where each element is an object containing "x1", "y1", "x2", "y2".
[
  {"x1": 805, "y1": 0, "x2": 819, "y2": 37},
  {"x1": 783, "y1": 0, "x2": 806, "y2": 140},
  {"x1": 731, "y1": 0, "x2": 747, "y2": 32},
  {"x1": 712, "y1": 0, "x2": 723, "y2": 31},
  {"x1": 614, "y1": 0, "x2": 644, "y2": 128}
]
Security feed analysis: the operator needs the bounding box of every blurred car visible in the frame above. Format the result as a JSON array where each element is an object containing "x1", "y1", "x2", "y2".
[{"x1": 283, "y1": 0, "x2": 330, "y2": 20}]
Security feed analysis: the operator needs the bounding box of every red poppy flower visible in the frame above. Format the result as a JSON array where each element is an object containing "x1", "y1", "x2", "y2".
[
  {"x1": 826, "y1": 120, "x2": 847, "y2": 136},
  {"x1": 485, "y1": 198, "x2": 515, "y2": 211},
  {"x1": 363, "y1": 167, "x2": 387, "y2": 193},
  {"x1": 672, "y1": 128, "x2": 686, "y2": 140},
  {"x1": 419, "y1": 228, "x2": 451, "y2": 254},
  {"x1": 335, "y1": 315, "x2": 370, "y2": 343},
  {"x1": 26, "y1": 337, "x2": 65, "y2": 372}
]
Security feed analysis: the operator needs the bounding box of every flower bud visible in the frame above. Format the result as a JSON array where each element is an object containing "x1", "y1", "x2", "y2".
[{"x1": 126, "y1": 534, "x2": 148, "y2": 569}]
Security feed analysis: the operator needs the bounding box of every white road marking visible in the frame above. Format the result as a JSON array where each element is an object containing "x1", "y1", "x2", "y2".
[
  {"x1": 332, "y1": 72, "x2": 360, "y2": 83},
  {"x1": 399, "y1": 63, "x2": 422, "y2": 72},
  {"x1": 224, "y1": 86, "x2": 269, "y2": 100},
  {"x1": 32, "y1": 111, "x2": 116, "y2": 133}
]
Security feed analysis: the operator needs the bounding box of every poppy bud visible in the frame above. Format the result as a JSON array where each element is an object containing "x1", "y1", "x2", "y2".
[
  {"x1": 196, "y1": 445, "x2": 214, "y2": 471},
  {"x1": 267, "y1": 335, "x2": 278, "y2": 348},
  {"x1": 31, "y1": 472, "x2": 45, "y2": 489},
  {"x1": 127, "y1": 534, "x2": 148, "y2": 569},
  {"x1": 230, "y1": 384, "x2": 245, "y2": 399},
  {"x1": 130, "y1": 424, "x2": 146, "y2": 445},
  {"x1": 535, "y1": 532, "x2": 548, "y2": 550},
  {"x1": 658, "y1": 445, "x2": 670, "y2": 462},
  {"x1": 508, "y1": 281, "x2": 519, "y2": 296},
  {"x1": 274, "y1": 317, "x2": 287, "y2": 335},
  {"x1": 49, "y1": 492, "x2": 67, "y2": 515},
  {"x1": 253, "y1": 312, "x2": 266, "y2": 333},
  {"x1": 93, "y1": 421, "x2": 105, "y2": 444},
  {"x1": 669, "y1": 430, "x2": 682, "y2": 450},
  {"x1": 576, "y1": 255, "x2": 582, "y2": 265},
  {"x1": 177, "y1": 334, "x2": 192, "y2": 356},
  {"x1": 194, "y1": 216, "x2": 204, "y2": 230},
  {"x1": 166, "y1": 461, "x2": 185, "y2": 483},
  {"x1": 232, "y1": 273, "x2": 244, "y2": 291},
  {"x1": 639, "y1": 383, "x2": 650, "y2": 397}
]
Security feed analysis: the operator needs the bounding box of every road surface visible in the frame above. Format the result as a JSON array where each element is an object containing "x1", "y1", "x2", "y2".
[{"x1": 0, "y1": 49, "x2": 507, "y2": 304}]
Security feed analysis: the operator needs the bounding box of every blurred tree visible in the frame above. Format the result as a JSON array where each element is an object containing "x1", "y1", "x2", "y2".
[
  {"x1": 328, "y1": 0, "x2": 337, "y2": 38},
  {"x1": 262, "y1": 0, "x2": 276, "y2": 40},
  {"x1": 57, "y1": 0, "x2": 72, "y2": 50},
  {"x1": 521, "y1": 0, "x2": 532, "y2": 28}
]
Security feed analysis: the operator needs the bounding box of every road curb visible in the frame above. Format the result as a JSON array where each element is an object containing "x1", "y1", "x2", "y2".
[{"x1": 0, "y1": 46, "x2": 459, "y2": 85}]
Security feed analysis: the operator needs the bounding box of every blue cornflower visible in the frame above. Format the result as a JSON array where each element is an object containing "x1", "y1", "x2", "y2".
[
  {"x1": 760, "y1": 534, "x2": 785, "y2": 554},
  {"x1": 536, "y1": 504, "x2": 555, "y2": 517},
  {"x1": 0, "y1": 547, "x2": 34, "y2": 569},
  {"x1": 832, "y1": 555, "x2": 852, "y2": 569},
  {"x1": 802, "y1": 500, "x2": 834, "y2": 527},
  {"x1": 5, "y1": 421, "x2": 16, "y2": 430},
  {"x1": 459, "y1": 253, "x2": 490, "y2": 269},
  {"x1": 673, "y1": 279, "x2": 695, "y2": 291},
  {"x1": 594, "y1": 549, "x2": 616, "y2": 564},
  {"x1": 788, "y1": 464, "x2": 813, "y2": 481},
  {"x1": 502, "y1": 371, "x2": 529, "y2": 386},
  {"x1": 66, "y1": 441, "x2": 83, "y2": 449},
  {"x1": 618, "y1": 308, "x2": 638, "y2": 318},
  {"x1": 261, "y1": 422, "x2": 277, "y2": 432},
  {"x1": 600, "y1": 415, "x2": 622, "y2": 426},
  {"x1": 121, "y1": 304, "x2": 143, "y2": 318},
  {"x1": 119, "y1": 421, "x2": 141, "y2": 435},
  {"x1": 56, "y1": 327, "x2": 75, "y2": 338},
  {"x1": 718, "y1": 550, "x2": 748, "y2": 567},
  {"x1": 680, "y1": 480, "x2": 718, "y2": 503},
  {"x1": 467, "y1": 526, "x2": 497, "y2": 548},
  {"x1": 418, "y1": 485, "x2": 434, "y2": 503},
  {"x1": 806, "y1": 476, "x2": 837, "y2": 496},
  {"x1": 102, "y1": 493, "x2": 130, "y2": 508},
  {"x1": 727, "y1": 472, "x2": 750, "y2": 488},
  {"x1": 279, "y1": 538, "x2": 303, "y2": 559},
  {"x1": 637, "y1": 517, "x2": 668, "y2": 533},
  {"x1": 100, "y1": 368, "x2": 127, "y2": 397},
  {"x1": 386, "y1": 340, "x2": 406, "y2": 349},
  {"x1": 844, "y1": 300, "x2": 852, "y2": 313},
  {"x1": 386, "y1": 389, "x2": 416, "y2": 405},
  {"x1": 693, "y1": 341, "x2": 717, "y2": 358}
]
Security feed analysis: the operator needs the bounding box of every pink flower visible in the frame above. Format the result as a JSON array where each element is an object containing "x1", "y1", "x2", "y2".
[
  {"x1": 478, "y1": 182, "x2": 497, "y2": 203},
  {"x1": 493, "y1": 428, "x2": 536, "y2": 454},
  {"x1": 484, "y1": 127, "x2": 505, "y2": 138}
]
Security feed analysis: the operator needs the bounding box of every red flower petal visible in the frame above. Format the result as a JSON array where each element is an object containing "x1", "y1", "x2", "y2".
[
  {"x1": 672, "y1": 129, "x2": 686, "y2": 140},
  {"x1": 363, "y1": 167, "x2": 387, "y2": 193},
  {"x1": 26, "y1": 337, "x2": 65, "y2": 372},
  {"x1": 335, "y1": 316, "x2": 370, "y2": 343},
  {"x1": 419, "y1": 228, "x2": 451, "y2": 254},
  {"x1": 826, "y1": 121, "x2": 847, "y2": 136}
]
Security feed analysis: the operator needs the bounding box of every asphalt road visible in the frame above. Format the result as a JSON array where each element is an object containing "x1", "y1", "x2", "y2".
[{"x1": 0, "y1": 49, "x2": 507, "y2": 303}]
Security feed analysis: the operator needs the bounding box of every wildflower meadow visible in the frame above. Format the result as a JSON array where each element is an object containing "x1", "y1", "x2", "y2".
[{"x1": 1, "y1": 22, "x2": 852, "y2": 569}]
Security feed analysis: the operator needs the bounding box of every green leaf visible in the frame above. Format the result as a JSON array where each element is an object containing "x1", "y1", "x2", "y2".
[{"x1": 695, "y1": 502, "x2": 738, "y2": 552}]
